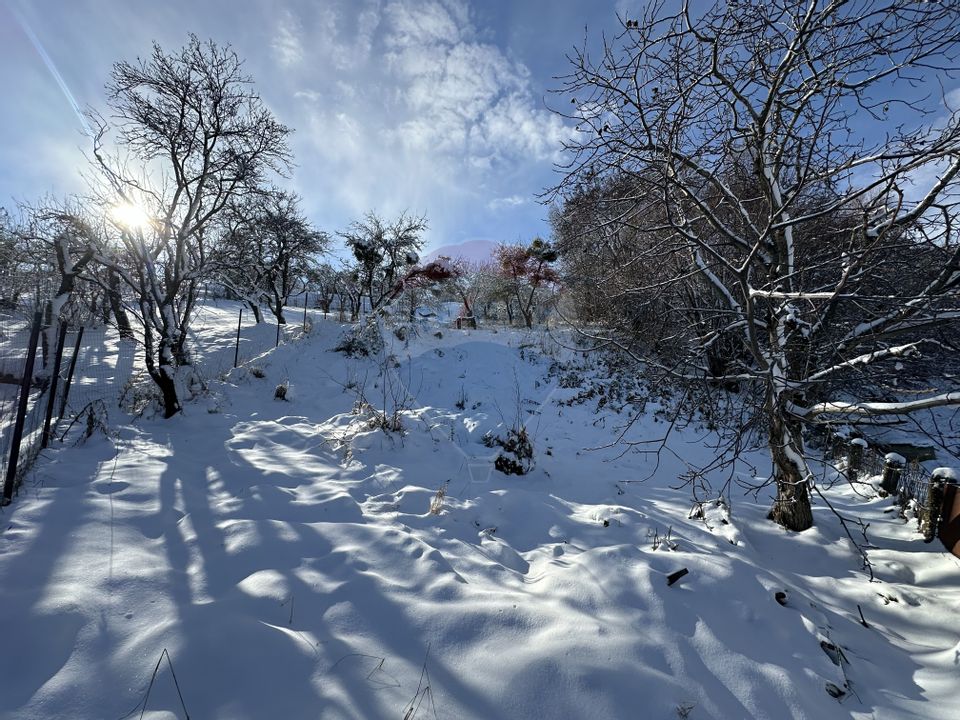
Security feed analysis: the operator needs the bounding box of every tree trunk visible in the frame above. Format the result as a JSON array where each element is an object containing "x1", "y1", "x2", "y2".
[
  {"x1": 108, "y1": 268, "x2": 135, "y2": 339},
  {"x1": 146, "y1": 330, "x2": 181, "y2": 419},
  {"x1": 172, "y1": 284, "x2": 197, "y2": 366},
  {"x1": 156, "y1": 366, "x2": 181, "y2": 418},
  {"x1": 247, "y1": 301, "x2": 263, "y2": 324},
  {"x1": 768, "y1": 410, "x2": 814, "y2": 531}
]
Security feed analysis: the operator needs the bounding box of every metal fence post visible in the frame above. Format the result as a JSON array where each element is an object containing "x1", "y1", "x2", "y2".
[
  {"x1": 303, "y1": 292, "x2": 308, "y2": 332},
  {"x1": 41, "y1": 322, "x2": 69, "y2": 449},
  {"x1": 234, "y1": 308, "x2": 243, "y2": 368},
  {"x1": 3, "y1": 311, "x2": 43, "y2": 505},
  {"x1": 57, "y1": 326, "x2": 84, "y2": 422}
]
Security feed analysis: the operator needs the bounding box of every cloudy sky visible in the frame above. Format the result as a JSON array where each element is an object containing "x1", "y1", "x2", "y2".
[{"x1": 0, "y1": 0, "x2": 633, "y2": 253}]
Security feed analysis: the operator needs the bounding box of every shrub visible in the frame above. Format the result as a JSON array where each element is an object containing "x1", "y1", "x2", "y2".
[
  {"x1": 335, "y1": 319, "x2": 384, "y2": 357},
  {"x1": 491, "y1": 426, "x2": 534, "y2": 476}
]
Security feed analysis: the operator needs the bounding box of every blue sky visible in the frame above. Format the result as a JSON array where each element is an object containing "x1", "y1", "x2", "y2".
[{"x1": 0, "y1": 0, "x2": 633, "y2": 253}]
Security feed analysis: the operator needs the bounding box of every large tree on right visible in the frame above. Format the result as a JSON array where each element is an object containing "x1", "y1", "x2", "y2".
[{"x1": 553, "y1": 0, "x2": 960, "y2": 531}]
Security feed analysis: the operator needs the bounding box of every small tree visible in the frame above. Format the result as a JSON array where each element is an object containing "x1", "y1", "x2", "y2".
[
  {"x1": 495, "y1": 238, "x2": 559, "y2": 328},
  {"x1": 308, "y1": 262, "x2": 340, "y2": 315},
  {"x1": 217, "y1": 190, "x2": 327, "y2": 324},
  {"x1": 339, "y1": 212, "x2": 428, "y2": 316},
  {"x1": 442, "y1": 258, "x2": 486, "y2": 324},
  {"x1": 0, "y1": 208, "x2": 25, "y2": 309},
  {"x1": 0, "y1": 208, "x2": 55, "y2": 315},
  {"x1": 16, "y1": 200, "x2": 100, "y2": 368},
  {"x1": 90, "y1": 35, "x2": 291, "y2": 417}
]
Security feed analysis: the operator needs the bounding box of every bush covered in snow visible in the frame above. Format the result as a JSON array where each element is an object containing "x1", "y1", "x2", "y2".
[{"x1": 334, "y1": 318, "x2": 385, "y2": 357}]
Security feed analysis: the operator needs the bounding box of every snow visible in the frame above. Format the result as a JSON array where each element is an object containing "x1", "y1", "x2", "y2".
[
  {"x1": 2, "y1": 308, "x2": 959, "y2": 719},
  {"x1": 932, "y1": 467, "x2": 958, "y2": 482},
  {"x1": 884, "y1": 452, "x2": 906, "y2": 467}
]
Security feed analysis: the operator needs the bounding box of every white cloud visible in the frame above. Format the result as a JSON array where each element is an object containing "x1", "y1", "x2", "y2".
[
  {"x1": 293, "y1": 89, "x2": 323, "y2": 103},
  {"x1": 382, "y1": 0, "x2": 568, "y2": 166},
  {"x1": 273, "y1": 9, "x2": 305, "y2": 67},
  {"x1": 306, "y1": 1, "x2": 383, "y2": 72},
  {"x1": 945, "y1": 87, "x2": 960, "y2": 112},
  {"x1": 384, "y1": 0, "x2": 465, "y2": 47},
  {"x1": 488, "y1": 194, "x2": 529, "y2": 211},
  {"x1": 285, "y1": 0, "x2": 571, "y2": 248}
]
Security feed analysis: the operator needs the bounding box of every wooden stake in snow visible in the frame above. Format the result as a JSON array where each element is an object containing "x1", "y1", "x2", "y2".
[
  {"x1": 880, "y1": 453, "x2": 905, "y2": 495},
  {"x1": 923, "y1": 469, "x2": 955, "y2": 543},
  {"x1": 666, "y1": 568, "x2": 689, "y2": 586},
  {"x1": 847, "y1": 438, "x2": 867, "y2": 482}
]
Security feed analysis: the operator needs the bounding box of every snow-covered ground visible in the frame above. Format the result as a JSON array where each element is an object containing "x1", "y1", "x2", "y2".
[{"x1": 1, "y1": 309, "x2": 958, "y2": 719}]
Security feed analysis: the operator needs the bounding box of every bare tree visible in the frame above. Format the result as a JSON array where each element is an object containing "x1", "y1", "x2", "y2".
[
  {"x1": 216, "y1": 190, "x2": 328, "y2": 324},
  {"x1": 0, "y1": 210, "x2": 18, "y2": 307},
  {"x1": 16, "y1": 200, "x2": 101, "y2": 369},
  {"x1": 339, "y1": 212, "x2": 428, "y2": 316},
  {"x1": 494, "y1": 239, "x2": 560, "y2": 328},
  {"x1": 441, "y1": 258, "x2": 493, "y2": 325},
  {"x1": 89, "y1": 35, "x2": 292, "y2": 417},
  {"x1": 554, "y1": 0, "x2": 960, "y2": 530},
  {"x1": 307, "y1": 262, "x2": 340, "y2": 316}
]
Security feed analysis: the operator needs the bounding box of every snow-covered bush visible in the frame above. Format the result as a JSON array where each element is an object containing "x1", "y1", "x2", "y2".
[
  {"x1": 334, "y1": 318, "x2": 384, "y2": 357},
  {"x1": 491, "y1": 426, "x2": 535, "y2": 476}
]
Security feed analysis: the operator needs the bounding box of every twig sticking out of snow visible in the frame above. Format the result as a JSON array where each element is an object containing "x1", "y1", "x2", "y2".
[
  {"x1": 123, "y1": 648, "x2": 191, "y2": 720},
  {"x1": 401, "y1": 644, "x2": 439, "y2": 720}
]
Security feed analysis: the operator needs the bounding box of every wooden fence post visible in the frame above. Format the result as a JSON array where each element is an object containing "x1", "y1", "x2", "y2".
[
  {"x1": 847, "y1": 438, "x2": 867, "y2": 482},
  {"x1": 880, "y1": 452, "x2": 905, "y2": 495},
  {"x1": 936, "y1": 469, "x2": 960, "y2": 557},
  {"x1": 922, "y1": 469, "x2": 953, "y2": 543}
]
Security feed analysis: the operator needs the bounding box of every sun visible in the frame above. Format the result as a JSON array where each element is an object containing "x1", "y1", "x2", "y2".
[{"x1": 110, "y1": 201, "x2": 153, "y2": 231}]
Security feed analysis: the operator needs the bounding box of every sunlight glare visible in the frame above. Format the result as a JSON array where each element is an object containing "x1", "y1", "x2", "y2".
[{"x1": 110, "y1": 202, "x2": 152, "y2": 231}]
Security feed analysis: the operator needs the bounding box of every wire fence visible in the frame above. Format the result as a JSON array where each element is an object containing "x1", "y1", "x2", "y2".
[
  {"x1": 827, "y1": 434, "x2": 933, "y2": 501},
  {"x1": 185, "y1": 299, "x2": 313, "y2": 382},
  {"x1": 0, "y1": 311, "x2": 78, "y2": 502},
  {"x1": 0, "y1": 295, "x2": 324, "y2": 505}
]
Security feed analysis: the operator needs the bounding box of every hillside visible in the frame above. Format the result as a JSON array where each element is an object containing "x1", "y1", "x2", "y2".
[{"x1": 0, "y1": 310, "x2": 958, "y2": 720}]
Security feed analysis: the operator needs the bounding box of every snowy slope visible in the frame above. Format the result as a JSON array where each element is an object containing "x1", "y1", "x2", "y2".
[{"x1": 1, "y1": 312, "x2": 958, "y2": 720}]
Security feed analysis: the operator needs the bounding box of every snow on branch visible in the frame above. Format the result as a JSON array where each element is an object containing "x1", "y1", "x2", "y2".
[
  {"x1": 795, "y1": 392, "x2": 960, "y2": 419},
  {"x1": 806, "y1": 341, "x2": 923, "y2": 382}
]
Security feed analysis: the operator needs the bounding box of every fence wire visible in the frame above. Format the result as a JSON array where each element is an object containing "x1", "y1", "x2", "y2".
[{"x1": 1, "y1": 298, "x2": 321, "y2": 500}]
